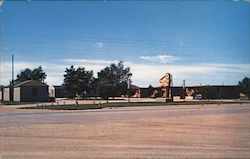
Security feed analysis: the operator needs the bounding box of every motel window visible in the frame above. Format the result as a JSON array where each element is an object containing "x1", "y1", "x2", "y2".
[{"x1": 32, "y1": 88, "x2": 38, "y2": 96}]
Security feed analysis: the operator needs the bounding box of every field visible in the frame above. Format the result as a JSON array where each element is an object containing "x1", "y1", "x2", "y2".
[{"x1": 0, "y1": 102, "x2": 250, "y2": 158}]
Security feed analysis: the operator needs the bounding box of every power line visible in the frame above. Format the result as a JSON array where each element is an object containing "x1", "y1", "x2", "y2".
[{"x1": 4, "y1": 32, "x2": 250, "y2": 46}]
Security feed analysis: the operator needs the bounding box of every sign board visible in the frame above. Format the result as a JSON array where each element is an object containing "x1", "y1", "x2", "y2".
[{"x1": 159, "y1": 73, "x2": 172, "y2": 87}]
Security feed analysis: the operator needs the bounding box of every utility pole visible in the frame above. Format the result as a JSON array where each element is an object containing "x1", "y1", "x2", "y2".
[
  {"x1": 10, "y1": 54, "x2": 14, "y2": 102},
  {"x1": 12, "y1": 54, "x2": 14, "y2": 84},
  {"x1": 0, "y1": 1, "x2": 3, "y2": 87}
]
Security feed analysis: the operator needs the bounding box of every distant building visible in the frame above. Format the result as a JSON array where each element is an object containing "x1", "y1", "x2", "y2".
[
  {"x1": 2, "y1": 80, "x2": 49, "y2": 102},
  {"x1": 199, "y1": 85, "x2": 240, "y2": 99},
  {"x1": 0, "y1": 87, "x2": 3, "y2": 101},
  {"x1": 3, "y1": 86, "x2": 10, "y2": 101},
  {"x1": 50, "y1": 85, "x2": 68, "y2": 98}
]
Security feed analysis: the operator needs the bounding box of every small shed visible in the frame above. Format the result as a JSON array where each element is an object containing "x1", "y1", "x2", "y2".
[
  {"x1": 3, "y1": 80, "x2": 49, "y2": 102},
  {"x1": 0, "y1": 87, "x2": 3, "y2": 101},
  {"x1": 3, "y1": 86, "x2": 10, "y2": 101}
]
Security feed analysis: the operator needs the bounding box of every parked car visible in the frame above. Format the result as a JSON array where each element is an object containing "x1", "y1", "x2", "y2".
[{"x1": 195, "y1": 94, "x2": 202, "y2": 100}]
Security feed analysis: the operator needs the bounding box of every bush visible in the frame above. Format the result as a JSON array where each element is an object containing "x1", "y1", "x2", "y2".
[{"x1": 48, "y1": 97, "x2": 55, "y2": 102}]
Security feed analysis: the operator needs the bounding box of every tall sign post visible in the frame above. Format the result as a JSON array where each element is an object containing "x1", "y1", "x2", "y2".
[{"x1": 159, "y1": 73, "x2": 173, "y2": 102}]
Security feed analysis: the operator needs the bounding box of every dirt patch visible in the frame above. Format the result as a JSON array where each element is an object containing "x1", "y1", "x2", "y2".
[{"x1": 1, "y1": 104, "x2": 250, "y2": 158}]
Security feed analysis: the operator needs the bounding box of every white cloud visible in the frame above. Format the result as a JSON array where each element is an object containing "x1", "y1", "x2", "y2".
[
  {"x1": 0, "y1": 61, "x2": 67, "y2": 86},
  {"x1": 62, "y1": 59, "x2": 118, "y2": 66},
  {"x1": 0, "y1": 59, "x2": 118, "y2": 86},
  {"x1": 95, "y1": 42, "x2": 104, "y2": 48},
  {"x1": 233, "y1": 0, "x2": 250, "y2": 3},
  {"x1": 1, "y1": 59, "x2": 249, "y2": 87},
  {"x1": 140, "y1": 54, "x2": 180, "y2": 63},
  {"x1": 125, "y1": 62, "x2": 250, "y2": 87},
  {"x1": 0, "y1": 0, "x2": 3, "y2": 7}
]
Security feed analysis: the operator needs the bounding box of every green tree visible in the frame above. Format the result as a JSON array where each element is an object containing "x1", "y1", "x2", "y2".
[
  {"x1": 97, "y1": 80, "x2": 116, "y2": 103},
  {"x1": 92, "y1": 78, "x2": 99, "y2": 99},
  {"x1": 97, "y1": 61, "x2": 132, "y2": 101},
  {"x1": 16, "y1": 66, "x2": 47, "y2": 83},
  {"x1": 63, "y1": 65, "x2": 94, "y2": 98},
  {"x1": 31, "y1": 66, "x2": 47, "y2": 82},
  {"x1": 238, "y1": 77, "x2": 250, "y2": 99}
]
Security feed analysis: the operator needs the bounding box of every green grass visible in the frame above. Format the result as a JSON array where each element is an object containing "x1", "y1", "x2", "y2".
[
  {"x1": 240, "y1": 96, "x2": 249, "y2": 100},
  {"x1": 18, "y1": 100, "x2": 248, "y2": 110},
  {"x1": 19, "y1": 104, "x2": 101, "y2": 110},
  {"x1": 1, "y1": 101, "x2": 35, "y2": 105},
  {"x1": 102, "y1": 100, "x2": 246, "y2": 107}
]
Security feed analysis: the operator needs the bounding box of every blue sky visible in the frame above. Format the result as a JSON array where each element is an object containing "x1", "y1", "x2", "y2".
[{"x1": 0, "y1": 0, "x2": 249, "y2": 87}]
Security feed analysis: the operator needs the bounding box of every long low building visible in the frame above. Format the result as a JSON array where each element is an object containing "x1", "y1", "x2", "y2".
[
  {"x1": 1, "y1": 80, "x2": 49, "y2": 102},
  {"x1": 50, "y1": 85, "x2": 66, "y2": 98},
  {"x1": 132, "y1": 85, "x2": 240, "y2": 99}
]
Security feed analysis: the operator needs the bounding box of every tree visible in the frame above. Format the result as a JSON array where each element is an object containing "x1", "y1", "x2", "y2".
[
  {"x1": 97, "y1": 80, "x2": 116, "y2": 103},
  {"x1": 31, "y1": 66, "x2": 47, "y2": 82},
  {"x1": 92, "y1": 78, "x2": 100, "y2": 99},
  {"x1": 238, "y1": 77, "x2": 250, "y2": 99},
  {"x1": 16, "y1": 66, "x2": 47, "y2": 83},
  {"x1": 97, "y1": 61, "x2": 132, "y2": 101},
  {"x1": 63, "y1": 65, "x2": 94, "y2": 98}
]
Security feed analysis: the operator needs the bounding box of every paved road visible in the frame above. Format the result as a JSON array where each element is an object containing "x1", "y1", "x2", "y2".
[
  {"x1": 1, "y1": 104, "x2": 249, "y2": 125},
  {"x1": 1, "y1": 103, "x2": 250, "y2": 158}
]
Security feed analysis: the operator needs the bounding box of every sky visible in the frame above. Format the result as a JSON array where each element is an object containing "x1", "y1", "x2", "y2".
[{"x1": 0, "y1": 0, "x2": 249, "y2": 87}]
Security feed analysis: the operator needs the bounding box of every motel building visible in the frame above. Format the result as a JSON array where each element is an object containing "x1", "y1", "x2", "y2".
[{"x1": 1, "y1": 80, "x2": 49, "y2": 102}]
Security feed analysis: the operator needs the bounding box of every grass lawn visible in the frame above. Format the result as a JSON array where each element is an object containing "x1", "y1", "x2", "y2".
[
  {"x1": 18, "y1": 100, "x2": 248, "y2": 110},
  {"x1": 0, "y1": 101, "x2": 36, "y2": 105}
]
